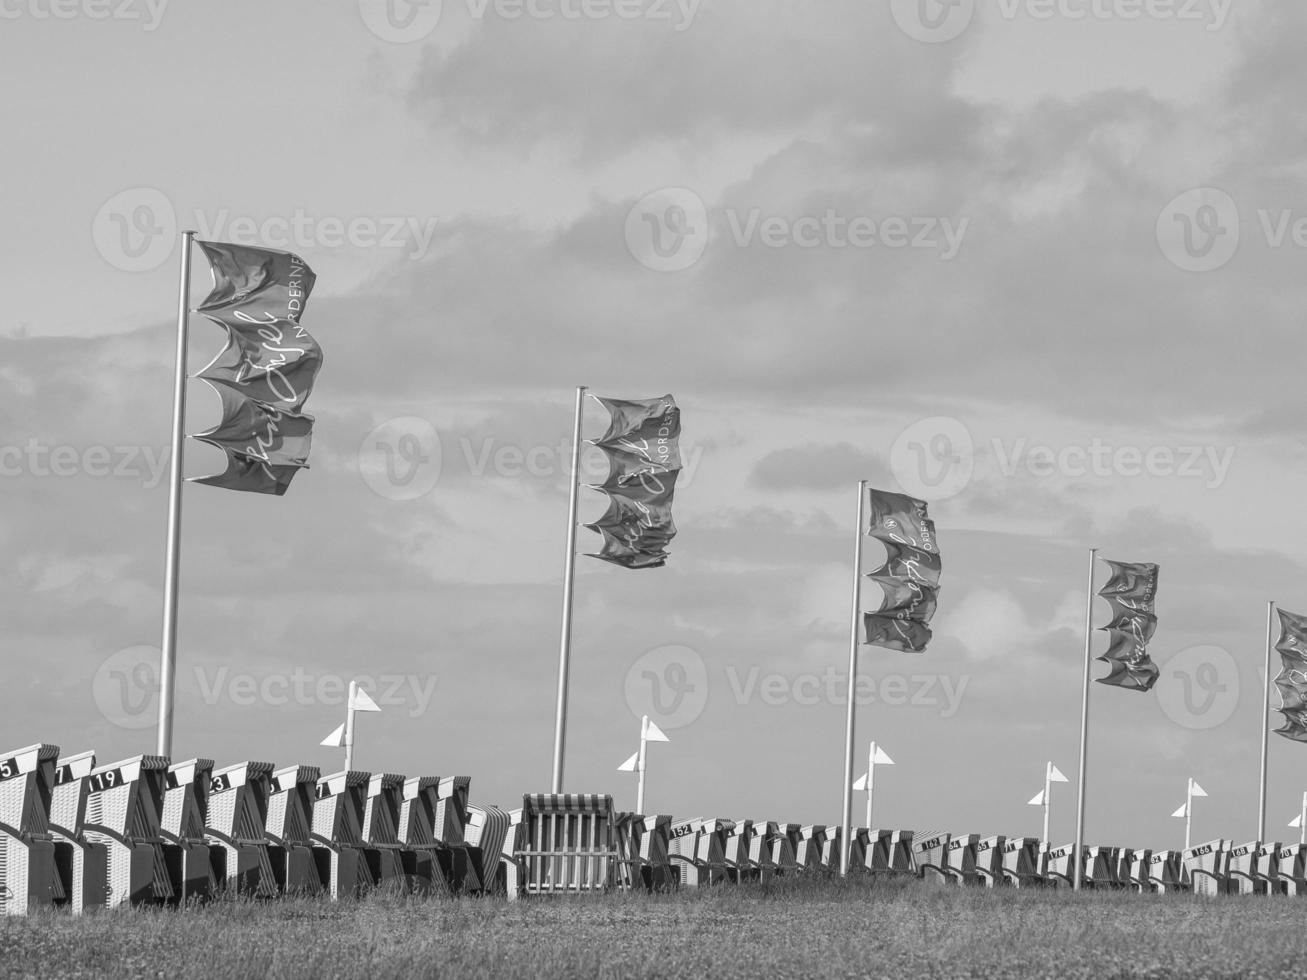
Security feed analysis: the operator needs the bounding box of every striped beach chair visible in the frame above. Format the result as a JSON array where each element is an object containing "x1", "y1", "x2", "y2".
[
  {"x1": 1085, "y1": 846, "x2": 1119, "y2": 888},
  {"x1": 723, "y1": 819, "x2": 755, "y2": 882},
  {"x1": 159, "y1": 758, "x2": 217, "y2": 904},
  {"x1": 973, "y1": 835, "x2": 1006, "y2": 887},
  {"x1": 747, "y1": 821, "x2": 779, "y2": 882},
  {"x1": 513, "y1": 794, "x2": 617, "y2": 896},
  {"x1": 48, "y1": 751, "x2": 105, "y2": 913},
  {"x1": 1183, "y1": 839, "x2": 1231, "y2": 897},
  {"x1": 1147, "y1": 850, "x2": 1186, "y2": 893},
  {"x1": 433, "y1": 777, "x2": 479, "y2": 892},
  {"x1": 311, "y1": 770, "x2": 373, "y2": 899},
  {"x1": 1042, "y1": 843, "x2": 1084, "y2": 887},
  {"x1": 0, "y1": 743, "x2": 60, "y2": 916},
  {"x1": 633, "y1": 814, "x2": 676, "y2": 890},
  {"x1": 466, "y1": 802, "x2": 512, "y2": 895},
  {"x1": 795, "y1": 825, "x2": 827, "y2": 871},
  {"x1": 361, "y1": 772, "x2": 407, "y2": 891},
  {"x1": 206, "y1": 761, "x2": 277, "y2": 897},
  {"x1": 265, "y1": 765, "x2": 322, "y2": 895},
  {"x1": 769, "y1": 823, "x2": 801, "y2": 875},
  {"x1": 844, "y1": 828, "x2": 870, "y2": 873},
  {"x1": 912, "y1": 830, "x2": 951, "y2": 883},
  {"x1": 1000, "y1": 837, "x2": 1042, "y2": 887},
  {"x1": 82, "y1": 755, "x2": 171, "y2": 908},
  {"x1": 395, "y1": 776, "x2": 452, "y2": 896},
  {"x1": 1276, "y1": 844, "x2": 1307, "y2": 895},
  {"x1": 943, "y1": 834, "x2": 981, "y2": 886},
  {"x1": 820, "y1": 827, "x2": 843, "y2": 873},
  {"x1": 612, "y1": 812, "x2": 638, "y2": 890},
  {"x1": 1123, "y1": 849, "x2": 1152, "y2": 892}
]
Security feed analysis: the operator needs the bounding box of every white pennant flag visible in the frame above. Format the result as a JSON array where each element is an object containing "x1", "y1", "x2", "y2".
[
  {"x1": 351, "y1": 687, "x2": 382, "y2": 712},
  {"x1": 1049, "y1": 765, "x2": 1068, "y2": 783},
  {"x1": 1172, "y1": 803, "x2": 1189, "y2": 818},
  {"x1": 852, "y1": 773, "x2": 868, "y2": 791},
  {"x1": 1190, "y1": 781, "x2": 1208, "y2": 798},
  {"x1": 1290, "y1": 815, "x2": 1302, "y2": 829},
  {"x1": 872, "y1": 746, "x2": 894, "y2": 766},
  {"x1": 320, "y1": 723, "x2": 346, "y2": 748},
  {"x1": 645, "y1": 720, "x2": 670, "y2": 743},
  {"x1": 1028, "y1": 790, "x2": 1046, "y2": 806},
  {"x1": 617, "y1": 752, "x2": 639, "y2": 773}
]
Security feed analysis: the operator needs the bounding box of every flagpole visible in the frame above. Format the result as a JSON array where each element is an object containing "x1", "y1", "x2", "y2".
[
  {"x1": 636, "y1": 715, "x2": 649, "y2": 814},
  {"x1": 1043, "y1": 761, "x2": 1052, "y2": 845},
  {"x1": 840, "y1": 480, "x2": 867, "y2": 876},
  {"x1": 551, "y1": 385, "x2": 587, "y2": 793},
  {"x1": 865, "y1": 741, "x2": 876, "y2": 830},
  {"x1": 1260, "y1": 600, "x2": 1275, "y2": 841},
  {"x1": 344, "y1": 679, "x2": 357, "y2": 771},
  {"x1": 1299, "y1": 791, "x2": 1306, "y2": 846},
  {"x1": 1185, "y1": 778, "x2": 1193, "y2": 850},
  {"x1": 1072, "y1": 547, "x2": 1097, "y2": 890},
  {"x1": 156, "y1": 229, "x2": 194, "y2": 758}
]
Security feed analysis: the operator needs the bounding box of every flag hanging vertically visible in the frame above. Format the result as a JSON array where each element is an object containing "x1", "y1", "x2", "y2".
[
  {"x1": 1273, "y1": 608, "x2": 1307, "y2": 742},
  {"x1": 1095, "y1": 559, "x2": 1160, "y2": 692},
  {"x1": 191, "y1": 241, "x2": 321, "y2": 495},
  {"x1": 863, "y1": 489, "x2": 940, "y2": 653},
  {"x1": 585, "y1": 394, "x2": 680, "y2": 569}
]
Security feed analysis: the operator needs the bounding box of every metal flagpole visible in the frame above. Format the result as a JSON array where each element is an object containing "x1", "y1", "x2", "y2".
[
  {"x1": 636, "y1": 715, "x2": 649, "y2": 814},
  {"x1": 1185, "y1": 778, "x2": 1193, "y2": 850},
  {"x1": 1043, "y1": 761, "x2": 1053, "y2": 845},
  {"x1": 865, "y1": 741, "x2": 876, "y2": 830},
  {"x1": 551, "y1": 385, "x2": 587, "y2": 793},
  {"x1": 1260, "y1": 600, "x2": 1275, "y2": 841},
  {"x1": 344, "y1": 680, "x2": 358, "y2": 772},
  {"x1": 1072, "y1": 547, "x2": 1097, "y2": 890},
  {"x1": 156, "y1": 229, "x2": 195, "y2": 758},
  {"x1": 1300, "y1": 791, "x2": 1306, "y2": 846},
  {"x1": 840, "y1": 480, "x2": 867, "y2": 875}
]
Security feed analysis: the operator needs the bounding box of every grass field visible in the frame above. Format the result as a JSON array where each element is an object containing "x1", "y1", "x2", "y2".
[{"x1": 2, "y1": 875, "x2": 1302, "y2": 980}]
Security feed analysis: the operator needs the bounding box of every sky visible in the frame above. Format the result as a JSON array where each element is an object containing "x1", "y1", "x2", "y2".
[{"x1": 1, "y1": 0, "x2": 1304, "y2": 852}]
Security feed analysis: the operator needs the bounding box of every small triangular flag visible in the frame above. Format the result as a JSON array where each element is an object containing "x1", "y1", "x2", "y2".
[
  {"x1": 852, "y1": 773, "x2": 868, "y2": 791},
  {"x1": 1290, "y1": 815, "x2": 1302, "y2": 829},
  {"x1": 645, "y1": 720, "x2": 670, "y2": 743},
  {"x1": 351, "y1": 687, "x2": 382, "y2": 712},
  {"x1": 320, "y1": 723, "x2": 346, "y2": 748},
  {"x1": 1190, "y1": 781, "x2": 1208, "y2": 798},
  {"x1": 872, "y1": 746, "x2": 894, "y2": 766},
  {"x1": 617, "y1": 752, "x2": 639, "y2": 773},
  {"x1": 1028, "y1": 790, "x2": 1046, "y2": 806},
  {"x1": 1172, "y1": 803, "x2": 1188, "y2": 818},
  {"x1": 1049, "y1": 765, "x2": 1068, "y2": 783}
]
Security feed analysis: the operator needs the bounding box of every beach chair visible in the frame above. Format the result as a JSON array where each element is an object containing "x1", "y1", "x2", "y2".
[
  {"x1": 912, "y1": 831, "x2": 950, "y2": 883},
  {"x1": 944, "y1": 834, "x2": 981, "y2": 886},
  {"x1": 795, "y1": 825, "x2": 827, "y2": 872},
  {"x1": 1085, "y1": 845, "x2": 1118, "y2": 888},
  {"x1": 310, "y1": 770, "x2": 373, "y2": 899},
  {"x1": 513, "y1": 794, "x2": 617, "y2": 896},
  {"x1": 48, "y1": 751, "x2": 106, "y2": 913},
  {"x1": 1000, "y1": 837, "x2": 1042, "y2": 887},
  {"x1": 465, "y1": 803, "x2": 510, "y2": 894},
  {"x1": 1276, "y1": 844, "x2": 1307, "y2": 896},
  {"x1": 820, "y1": 826, "x2": 843, "y2": 874},
  {"x1": 723, "y1": 818, "x2": 755, "y2": 883},
  {"x1": 82, "y1": 755, "x2": 171, "y2": 908},
  {"x1": 0, "y1": 743, "x2": 60, "y2": 916},
  {"x1": 206, "y1": 761, "x2": 276, "y2": 897},
  {"x1": 972, "y1": 836, "x2": 1005, "y2": 887},
  {"x1": 769, "y1": 823, "x2": 800, "y2": 875},
  {"x1": 1183, "y1": 839, "x2": 1231, "y2": 897},
  {"x1": 1253, "y1": 843, "x2": 1283, "y2": 896},
  {"x1": 1225, "y1": 841, "x2": 1263, "y2": 895},
  {"x1": 1042, "y1": 844, "x2": 1082, "y2": 888},
  {"x1": 395, "y1": 776, "x2": 452, "y2": 896},
  {"x1": 433, "y1": 777, "x2": 478, "y2": 892},
  {"x1": 1148, "y1": 850, "x2": 1186, "y2": 893},
  {"x1": 264, "y1": 765, "x2": 322, "y2": 895},
  {"x1": 845, "y1": 828, "x2": 870, "y2": 873},
  {"x1": 158, "y1": 758, "x2": 217, "y2": 903},
  {"x1": 633, "y1": 814, "x2": 676, "y2": 890},
  {"x1": 1123, "y1": 849, "x2": 1153, "y2": 892},
  {"x1": 361, "y1": 772, "x2": 408, "y2": 891}
]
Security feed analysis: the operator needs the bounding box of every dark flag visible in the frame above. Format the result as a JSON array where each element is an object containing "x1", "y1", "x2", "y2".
[
  {"x1": 191, "y1": 242, "x2": 321, "y2": 495},
  {"x1": 585, "y1": 395, "x2": 680, "y2": 569},
  {"x1": 1274, "y1": 608, "x2": 1307, "y2": 742},
  {"x1": 863, "y1": 488, "x2": 940, "y2": 652},
  {"x1": 1095, "y1": 559, "x2": 1160, "y2": 692}
]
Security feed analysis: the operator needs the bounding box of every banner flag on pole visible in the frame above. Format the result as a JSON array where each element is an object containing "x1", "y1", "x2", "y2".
[
  {"x1": 351, "y1": 686, "x2": 382, "y2": 712},
  {"x1": 1191, "y1": 781, "x2": 1208, "y2": 797},
  {"x1": 645, "y1": 720, "x2": 670, "y2": 742},
  {"x1": 872, "y1": 745, "x2": 894, "y2": 765},
  {"x1": 1029, "y1": 790, "x2": 1046, "y2": 806},
  {"x1": 862, "y1": 489, "x2": 940, "y2": 653},
  {"x1": 191, "y1": 241, "x2": 322, "y2": 495},
  {"x1": 1049, "y1": 765, "x2": 1069, "y2": 783},
  {"x1": 1094, "y1": 559, "x2": 1160, "y2": 692},
  {"x1": 853, "y1": 773, "x2": 868, "y2": 791},
  {"x1": 1171, "y1": 802, "x2": 1189, "y2": 818},
  {"x1": 585, "y1": 394, "x2": 680, "y2": 569},
  {"x1": 617, "y1": 752, "x2": 639, "y2": 772},
  {"x1": 320, "y1": 723, "x2": 346, "y2": 747},
  {"x1": 1273, "y1": 608, "x2": 1307, "y2": 742}
]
